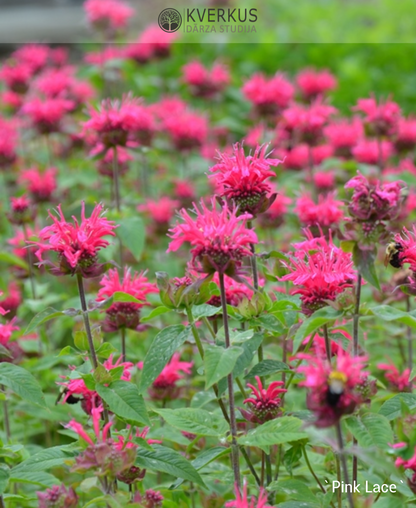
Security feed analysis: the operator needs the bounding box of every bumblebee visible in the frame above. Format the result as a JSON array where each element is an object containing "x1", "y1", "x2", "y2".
[
  {"x1": 326, "y1": 371, "x2": 347, "y2": 407},
  {"x1": 55, "y1": 388, "x2": 81, "y2": 406},
  {"x1": 384, "y1": 242, "x2": 403, "y2": 269}
]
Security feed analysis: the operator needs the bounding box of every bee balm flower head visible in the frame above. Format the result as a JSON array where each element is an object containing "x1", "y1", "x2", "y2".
[
  {"x1": 241, "y1": 376, "x2": 286, "y2": 424},
  {"x1": 167, "y1": 198, "x2": 257, "y2": 277},
  {"x1": 31, "y1": 202, "x2": 117, "y2": 277}
]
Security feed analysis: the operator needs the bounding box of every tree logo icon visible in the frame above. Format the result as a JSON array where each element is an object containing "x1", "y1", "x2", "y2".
[{"x1": 158, "y1": 8, "x2": 182, "y2": 33}]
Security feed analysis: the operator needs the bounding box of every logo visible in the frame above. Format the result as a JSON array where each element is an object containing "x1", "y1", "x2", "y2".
[{"x1": 158, "y1": 8, "x2": 182, "y2": 33}]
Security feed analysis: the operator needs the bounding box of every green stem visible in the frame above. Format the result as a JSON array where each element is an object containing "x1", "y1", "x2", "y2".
[
  {"x1": 219, "y1": 272, "x2": 241, "y2": 490},
  {"x1": 303, "y1": 446, "x2": 336, "y2": 508},
  {"x1": 121, "y1": 327, "x2": 126, "y2": 361},
  {"x1": 335, "y1": 422, "x2": 354, "y2": 508},
  {"x1": 323, "y1": 324, "x2": 331, "y2": 362},
  {"x1": 23, "y1": 224, "x2": 36, "y2": 300},
  {"x1": 76, "y1": 273, "x2": 98, "y2": 369},
  {"x1": 352, "y1": 273, "x2": 362, "y2": 485}
]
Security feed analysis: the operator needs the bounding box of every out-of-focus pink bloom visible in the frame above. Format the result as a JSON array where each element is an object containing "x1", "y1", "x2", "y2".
[
  {"x1": 0, "y1": 116, "x2": 18, "y2": 169},
  {"x1": 245, "y1": 125, "x2": 266, "y2": 148},
  {"x1": 242, "y1": 73, "x2": 294, "y2": 115},
  {"x1": 151, "y1": 96, "x2": 187, "y2": 122},
  {"x1": 167, "y1": 198, "x2": 257, "y2": 276},
  {"x1": 0, "y1": 318, "x2": 19, "y2": 345},
  {"x1": 133, "y1": 489, "x2": 164, "y2": 508},
  {"x1": 207, "y1": 272, "x2": 255, "y2": 307},
  {"x1": 49, "y1": 47, "x2": 69, "y2": 67},
  {"x1": 281, "y1": 143, "x2": 333, "y2": 170},
  {"x1": 97, "y1": 146, "x2": 133, "y2": 178},
  {"x1": 84, "y1": 46, "x2": 125, "y2": 66},
  {"x1": 298, "y1": 347, "x2": 368, "y2": 427},
  {"x1": 395, "y1": 446, "x2": 416, "y2": 483},
  {"x1": 225, "y1": 483, "x2": 271, "y2": 508},
  {"x1": 282, "y1": 100, "x2": 337, "y2": 144},
  {"x1": 314, "y1": 170, "x2": 335, "y2": 191},
  {"x1": 295, "y1": 193, "x2": 344, "y2": 228},
  {"x1": 164, "y1": 110, "x2": 208, "y2": 151},
  {"x1": 258, "y1": 188, "x2": 291, "y2": 229},
  {"x1": 280, "y1": 231, "x2": 357, "y2": 315},
  {"x1": 12, "y1": 44, "x2": 49, "y2": 74},
  {"x1": 96, "y1": 268, "x2": 157, "y2": 331},
  {"x1": 37, "y1": 484, "x2": 78, "y2": 508},
  {"x1": 352, "y1": 139, "x2": 394, "y2": 165},
  {"x1": 395, "y1": 117, "x2": 416, "y2": 152},
  {"x1": 296, "y1": 68, "x2": 337, "y2": 99},
  {"x1": 354, "y1": 96, "x2": 400, "y2": 136},
  {"x1": 1, "y1": 90, "x2": 24, "y2": 111},
  {"x1": 19, "y1": 167, "x2": 57, "y2": 203},
  {"x1": 0, "y1": 61, "x2": 33, "y2": 94},
  {"x1": 8, "y1": 226, "x2": 39, "y2": 263},
  {"x1": 21, "y1": 97, "x2": 74, "y2": 134},
  {"x1": 0, "y1": 282, "x2": 22, "y2": 317},
  {"x1": 345, "y1": 173, "x2": 404, "y2": 221},
  {"x1": 182, "y1": 61, "x2": 230, "y2": 98},
  {"x1": 82, "y1": 95, "x2": 156, "y2": 153},
  {"x1": 31, "y1": 202, "x2": 116, "y2": 277},
  {"x1": 84, "y1": 0, "x2": 134, "y2": 31},
  {"x1": 210, "y1": 143, "x2": 281, "y2": 216},
  {"x1": 241, "y1": 375, "x2": 286, "y2": 424},
  {"x1": 138, "y1": 24, "x2": 178, "y2": 59},
  {"x1": 324, "y1": 118, "x2": 363, "y2": 157},
  {"x1": 138, "y1": 197, "x2": 180, "y2": 225},
  {"x1": 378, "y1": 362, "x2": 413, "y2": 392},
  {"x1": 173, "y1": 179, "x2": 196, "y2": 202}
]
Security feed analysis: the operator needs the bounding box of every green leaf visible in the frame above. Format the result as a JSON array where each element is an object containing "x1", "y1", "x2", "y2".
[
  {"x1": 192, "y1": 304, "x2": 221, "y2": 319},
  {"x1": 344, "y1": 413, "x2": 393, "y2": 449},
  {"x1": 112, "y1": 291, "x2": 144, "y2": 304},
  {"x1": 379, "y1": 393, "x2": 416, "y2": 420},
  {"x1": 245, "y1": 359, "x2": 291, "y2": 379},
  {"x1": 140, "y1": 306, "x2": 171, "y2": 323},
  {"x1": 0, "y1": 252, "x2": 28, "y2": 270},
  {"x1": 204, "y1": 345, "x2": 244, "y2": 389},
  {"x1": 139, "y1": 325, "x2": 190, "y2": 393},
  {"x1": 135, "y1": 444, "x2": 205, "y2": 486},
  {"x1": 9, "y1": 471, "x2": 58, "y2": 488},
  {"x1": 0, "y1": 363, "x2": 47, "y2": 409},
  {"x1": 283, "y1": 444, "x2": 302, "y2": 475},
  {"x1": 238, "y1": 416, "x2": 308, "y2": 453},
  {"x1": 24, "y1": 307, "x2": 63, "y2": 334},
  {"x1": 353, "y1": 244, "x2": 380, "y2": 289},
  {"x1": 272, "y1": 479, "x2": 319, "y2": 504},
  {"x1": 154, "y1": 408, "x2": 228, "y2": 437},
  {"x1": 96, "y1": 381, "x2": 150, "y2": 426},
  {"x1": 370, "y1": 305, "x2": 416, "y2": 328},
  {"x1": 251, "y1": 314, "x2": 285, "y2": 334},
  {"x1": 116, "y1": 216, "x2": 145, "y2": 261},
  {"x1": 12, "y1": 447, "x2": 76, "y2": 473},
  {"x1": 0, "y1": 465, "x2": 9, "y2": 495},
  {"x1": 73, "y1": 330, "x2": 89, "y2": 351},
  {"x1": 293, "y1": 307, "x2": 343, "y2": 353}
]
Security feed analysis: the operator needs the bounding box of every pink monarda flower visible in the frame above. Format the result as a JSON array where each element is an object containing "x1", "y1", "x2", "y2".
[
  {"x1": 97, "y1": 146, "x2": 133, "y2": 178},
  {"x1": 298, "y1": 347, "x2": 368, "y2": 427},
  {"x1": 8, "y1": 226, "x2": 39, "y2": 269},
  {"x1": 242, "y1": 72, "x2": 294, "y2": 116},
  {"x1": 210, "y1": 143, "x2": 282, "y2": 216},
  {"x1": 391, "y1": 226, "x2": 416, "y2": 272},
  {"x1": 138, "y1": 197, "x2": 180, "y2": 234},
  {"x1": 84, "y1": 0, "x2": 134, "y2": 32},
  {"x1": 296, "y1": 68, "x2": 337, "y2": 100},
  {"x1": 295, "y1": 193, "x2": 344, "y2": 229},
  {"x1": 225, "y1": 483, "x2": 271, "y2": 508},
  {"x1": 139, "y1": 24, "x2": 178, "y2": 59},
  {"x1": 8, "y1": 195, "x2": 34, "y2": 225},
  {"x1": 207, "y1": 272, "x2": 256, "y2": 308},
  {"x1": 378, "y1": 362, "x2": 413, "y2": 392},
  {"x1": 84, "y1": 46, "x2": 125, "y2": 66},
  {"x1": 182, "y1": 61, "x2": 230, "y2": 98},
  {"x1": 37, "y1": 484, "x2": 78, "y2": 508},
  {"x1": 345, "y1": 173, "x2": 404, "y2": 222},
  {"x1": 164, "y1": 110, "x2": 208, "y2": 151},
  {"x1": 395, "y1": 117, "x2": 416, "y2": 153},
  {"x1": 60, "y1": 355, "x2": 133, "y2": 414},
  {"x1": 0, "y1": 116, "x2": 18, "y2": 169},
  {"x1": 281, "y1": 143, "x2": 333, "y2": 171},
  {"x1": 173, "y1": 179, "x2": 196, "y2": 207},
  {"x1": 133, "y1": 489, "x2": 164, "y2": 508},
  {"x1": 19, "y1": 167, "x2": 57, "y2": 203},
  {"x1": 0, "y1": 318, "x2": 19, "y2": 345},
  {"x1": 0, "y1": 61, "x2": 33, "y2": 94},
  {"x1": 353, "y1": 96, "x2": 400, "y2": 136},
  {"x1": 282, "y1": 100, "x2": 337, "y2": 145},
  {"x1": 280, "y1": 232, "x2": 357, "y2": 315},
  {"x1": 83, "y1": 95, "x2": 155, "y2": 153},
  {"x1": 21, "y1": 96, "x2": 74, "y2": 134},
  {"x1": 324, "y1": 118, "x2": 363, "y2": 158},
  {"x1": 145, "y1": 352, "x2": 193, "y2": 400},
  {"x1": 31, "y1": 202, "x2": 117, "y2": 277},
  {"x1": 241, "y1": 375, "x2": 286, "y2": 424},
  {"x1": 258, "y1": 186, "x2": 291, "y2": 229},
  {"x1": 12, "y1": 44, "x2": 49, "y2": 74},
  {"x1": 352, "y1": 138, "x2": 394, "y2": 165},
  {"x1": 0, "y1": 282, "x2": 22, "y2": 318},
  {"x1": 167, "y1": 198, "x2": 257, "y2": 277},
  {"x1": 96, "y1": 267, "x2": 158, "y2": 331},
  {"x1": 313, "y1": 170, "x2": 335, "y2": 191},
  {"x1": 395, "y1": 446, "x2": 416, "y2": 490},
  {"x1": 66, "y1": 404, "x2": 137, "y2": 480}
]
